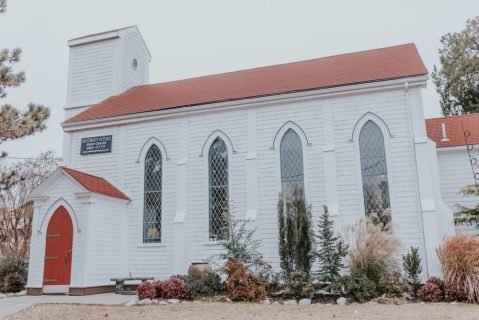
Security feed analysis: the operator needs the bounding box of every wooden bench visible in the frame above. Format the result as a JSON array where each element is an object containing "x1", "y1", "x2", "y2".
[{"x1": 110, "y1": 277, "x2": 154, "y2": 295}]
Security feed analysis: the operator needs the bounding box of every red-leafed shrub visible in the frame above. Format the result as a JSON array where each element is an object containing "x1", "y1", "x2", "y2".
[
  {"x1": 444, "y1": 280, "x2": 467, "y2": 302},
  {"x1": 418, "y1": 277, "x2": 444, "y2": 302},
  {"x1": 224, "y1": 260, "x2": 265, "y2": 301},
  {"x1": 154, "y1": 281, "x2": 164, "y2": 298},
  {"x1": 137, "y1": 281, "x2": 157, "y2": 300},
  {"x1": 161, "y1": 277, "x2": 187, "y2": 299},
  {"x1": 427, "y1": 276, "x2": 444, "y2": 288}
]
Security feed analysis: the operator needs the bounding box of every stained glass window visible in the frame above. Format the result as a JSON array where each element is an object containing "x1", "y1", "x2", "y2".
[
  {"x1": 143, "y1": 145, "x2": 162, "y2": 243},
  {"x1": 280, "y1": 129, "x2": 304, "y2": 197},
  {"x1": 209, "y1": 138, "x2": 229, "y2": 240},
  {"x1": 359, "y1": 121, "x2": 391, "y2": 221}
]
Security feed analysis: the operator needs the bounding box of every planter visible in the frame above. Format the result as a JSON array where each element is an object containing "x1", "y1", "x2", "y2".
[{"x1": 188, "y1": 261, "x2": 212, "y2": 280}]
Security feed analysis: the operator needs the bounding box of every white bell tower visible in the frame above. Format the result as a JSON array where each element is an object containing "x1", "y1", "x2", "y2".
[{"x1": 64, "y1": 26, "x2": 151, "y2": 119}]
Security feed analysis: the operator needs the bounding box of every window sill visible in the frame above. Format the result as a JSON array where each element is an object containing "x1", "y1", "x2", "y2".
[{"x1": 137, "y1": 243, "x2": 167, "y2": 249}]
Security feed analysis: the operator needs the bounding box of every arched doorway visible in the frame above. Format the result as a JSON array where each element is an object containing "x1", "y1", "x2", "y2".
[{"x1": 43, "y1": 206, "x2": 73, "y2": 294}]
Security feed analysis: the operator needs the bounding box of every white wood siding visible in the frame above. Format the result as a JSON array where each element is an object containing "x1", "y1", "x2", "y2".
[
  {"x1": 121, "y1": 30, "x2": 149, "y2": 91},
  {"x1": 437, "y1": 149, "x2": 479, "y2": 235},
  {"x1": 68, "y1": 40, "x2": 118, "y2": 106},
  {"x1": 67, "y1": 86, "x2": 429, "y2": 280}
]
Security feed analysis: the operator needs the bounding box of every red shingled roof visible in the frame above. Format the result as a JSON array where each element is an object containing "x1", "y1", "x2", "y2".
[
  {"x1": 61, "y1": 167, "x2": 129, "y2": 200},
  {"x1": 65, "y1": 43, "x2": 428, "y2": 124},
  {"x1": 426, "y1": 114, "x2": 479, "y2": 148}
]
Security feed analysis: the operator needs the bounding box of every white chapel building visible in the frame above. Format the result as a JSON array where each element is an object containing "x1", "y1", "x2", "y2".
[{"x1": 27, "y1": 26, "x2": 456, "y2": 295}]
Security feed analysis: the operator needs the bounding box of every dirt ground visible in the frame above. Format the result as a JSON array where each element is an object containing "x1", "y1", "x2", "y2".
[{"x1": 6, "y1": 302, "x2": 479, "y2": 320}]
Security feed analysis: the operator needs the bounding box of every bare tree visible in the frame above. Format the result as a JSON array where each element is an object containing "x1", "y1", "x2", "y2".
[{"x1": 0, "y1": 152, "x2": 60, "y2": 258}]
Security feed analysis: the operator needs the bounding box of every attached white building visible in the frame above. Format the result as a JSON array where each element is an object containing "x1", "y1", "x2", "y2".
[
  {"x1": 27, "y1": 26, "x2": 455, "y2": 295},
  {"x1": 426, "y1": 114, "x2": 479, "y2": 236}
]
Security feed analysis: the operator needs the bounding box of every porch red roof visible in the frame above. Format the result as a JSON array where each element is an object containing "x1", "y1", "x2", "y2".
[
  {"x1": 61, "y1": 167, "x2": 129, "y2": 200},
  {"x1": 426, "y1": 114, "x2": 479, "y2": 148}
]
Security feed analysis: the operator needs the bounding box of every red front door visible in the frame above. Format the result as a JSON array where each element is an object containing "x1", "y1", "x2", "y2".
[{"x1": 43, "y1": 206, "x2": 73, "y2": 288}]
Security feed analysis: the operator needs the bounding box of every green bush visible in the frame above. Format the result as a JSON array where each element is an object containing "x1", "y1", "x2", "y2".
[
  {"x1": 185, "y1": 273, "x2": 225, "y2": 300},
  {"x1": 342, "y1": 270, "x2": 378, "y2": 303},
  {"x1": 0, "y1": 255, "x2": 28, "y2": 293},
  {"x1": 3, "y1": 272, "x2": 25, "y2": 293},
  {"x1": 402, "y1": 247, "x2": 422, "y2": 295},
  {"x1": 378, "y1": 273, "x2": 406, "y2": 298},
  {"x1": 282, "y1": 271, "x2": 315, "y2": 299}
]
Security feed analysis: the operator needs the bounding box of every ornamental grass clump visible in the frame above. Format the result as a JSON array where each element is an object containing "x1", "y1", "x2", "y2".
[
  {"x1": 346, "y1": 217, "x2": 401, "y2": 285},
  {"x1": 436, "y1": 234, "x2": 479, "y2": 303}
]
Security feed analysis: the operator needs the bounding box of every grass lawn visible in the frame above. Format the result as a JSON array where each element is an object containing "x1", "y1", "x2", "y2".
[{"x1": 6, "y1": 302, "x2": 479, "y2": 320}]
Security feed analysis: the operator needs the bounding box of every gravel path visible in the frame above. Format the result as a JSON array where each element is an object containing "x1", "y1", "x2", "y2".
[{"x1": 6, "y1": 302, "x2": 479, "y2": 320}]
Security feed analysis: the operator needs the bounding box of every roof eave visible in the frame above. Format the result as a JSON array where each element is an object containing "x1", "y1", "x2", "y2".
[{"x1": 63, "y1": 74, "x2": 428, "y2": 132}]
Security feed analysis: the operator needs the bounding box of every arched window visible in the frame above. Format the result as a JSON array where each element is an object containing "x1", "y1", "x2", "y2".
[
  {"x1": 280, "y1": 129, "x2": 304, "y2": 198},
  {"x1": 359, "y1": 120, "x2": 391, "y2": 220},
  {"x1": 143, "y1": 145, "x2": 162, "y2": 243},
  {"x1": 208, "y1": 137, "x2": 229, "y2": 241}
]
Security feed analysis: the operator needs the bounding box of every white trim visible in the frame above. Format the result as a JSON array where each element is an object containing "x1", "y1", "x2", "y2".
[
  {"x1": 136, "y1": 136, "x2": 170, "y2": 163},
  {"x1": 137, "y1": 140, "x2": 166, "y2": 247},
  {"x1": 200, "y1": 129, "x2": 236, "y2": 157},
  {"x1": 245, "y1": 108, "x2": 258, "y2": 220},
  {"x1": 202, "y1": 131, "x2": 233, "y2": 242},
  {"x1": 42, "y1": 285, "x2": 69, "y2": 294},
  {"x1": 274, "y1": 123, "x2": 310, "y2": 201},
  {"x1": 322, "y1": 102, "x2": 339, "y2": 216},
  {"x1": 41, "y1": 201, "x2": 78, "y2": 291},
  {"x1": 352, "y1": 114, "x2": 396, "y2": 220},
  {"x1": 39, "y1": 198, "x2": 80, "y2": 234},
  {"x1": 63, "y1": 76, "x2": 428, "y2": 132},
  {"x1": 436, "y1": 145, "x2": 468, "y2": 153}
]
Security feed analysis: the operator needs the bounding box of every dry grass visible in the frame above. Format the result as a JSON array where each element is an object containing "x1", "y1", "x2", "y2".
[
  {"x1": 7, "y1": 302, "x2": 479, "y2": 320},
  {"x1": 437, "y1": 234, "x2": 479, "y2": 303},
  {"x1": 345, "y1": 218, "x2": 401, "y2": 282}
]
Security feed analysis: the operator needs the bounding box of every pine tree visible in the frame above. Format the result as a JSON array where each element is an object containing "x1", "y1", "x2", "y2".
[
  {"x1": 277, "y1": 187, "x2": 314, "y2": 280},
  {"x1": 0, "y1": 0, "x2": 50, "y2": 189},
  {"x1": 402, "y1": 246, "x2": 422, "y2": 296},
  {"x1": 454, "y1": 184, "x2": 479, "y2": 228},
  {"x1": 314, "y1": 206, "x2": 347, "y2": 292}
]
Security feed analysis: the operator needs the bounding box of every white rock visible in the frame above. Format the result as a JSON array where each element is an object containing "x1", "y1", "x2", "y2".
[
  {"x1": 126, "y1": 300, "x2": 138, "y2": 307},
  {"x1": 159, "y1": 301, "x2": 168, "y2": 305},
  {"x1": 298, "y1": 298, "x2": 311, "y2": 305},
  {"x1": 139, "y1": 298, "x2": 153, "y2": 305},
  {"x1": 16, "y1": 290, "x2": 26, "y2": 296},
  {"x1": 152, "y1": 300, "x2": 159, "y2": 304},
  {"x1": 271, "y1": 301, "x2": 280, "y2": 305},
  {"x1": 283, "y1": 299, "x2": 297, "y2": 305},
  {"x1": 317, "y1": 289, "x2": 330, "y2": 295},
  {"x1": 225, "y1": 298, "x2": 232, "y2": 303},
  {"x1": 7, "y1": 293, "x2": 15, "y2": 298},
  {"x1": 263, "y1": 299, "x2": 271, "y2": 305},
  {"x1": 192, "y1": 300, "x2": 200, "y2": 304},
  {"x1": 0, "y1": 293, "x2": 7, "y2": 299},
  {"x1": 336, "y1": 297, "x2": 347, "y2": 305},
  {"x1": 167, "y1": 299, "x2": 180, "y2": 304}
]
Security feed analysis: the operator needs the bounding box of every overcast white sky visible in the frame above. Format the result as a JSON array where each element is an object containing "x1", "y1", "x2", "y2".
[{"x1": 1, "y1": 0, "x2": 478, "y2": 161}]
